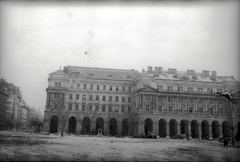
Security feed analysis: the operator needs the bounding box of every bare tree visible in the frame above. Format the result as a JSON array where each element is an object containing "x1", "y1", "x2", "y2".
[
  {"x1": 105, "y1": 103, "x2": 112, "y2": 135},
  {"x1": 57, "y1": 106, "x2": 70, "y2": 137},
  {"x1": 81, "y1": 103, "x2": 97, "y2": 135},
  {"x1": 134, "y1": 107, "x2": 143, "y2": 134}
]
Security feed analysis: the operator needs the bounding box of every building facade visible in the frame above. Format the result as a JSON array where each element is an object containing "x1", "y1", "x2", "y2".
[
  {"x1": 43, "y1": 66, "x2": 240, "y2": 139},
  {"x1": 0, "y1": 78, "x2": 9, "y2": 130}
]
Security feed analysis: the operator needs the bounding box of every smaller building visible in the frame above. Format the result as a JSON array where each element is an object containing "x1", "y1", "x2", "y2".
[{"x1": 0, "y1": 78, "x2": 9, "y2": 130}]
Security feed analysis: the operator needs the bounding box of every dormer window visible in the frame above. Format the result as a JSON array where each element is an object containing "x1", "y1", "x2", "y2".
[
  {"x1": 89, "y1": 73, "x2": 94, "y2": 77},
  {"x1": 108, "y1": 74, "x2": 112, "y2": 77}
]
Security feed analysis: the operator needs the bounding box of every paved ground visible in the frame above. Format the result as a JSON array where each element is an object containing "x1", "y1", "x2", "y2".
[{"x1": 0, "y1": 131, "x2": 240, "y2": 161}]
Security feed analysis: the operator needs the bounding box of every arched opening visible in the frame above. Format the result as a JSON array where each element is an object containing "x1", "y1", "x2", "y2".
[
  {"x1": 235, "y1": 122, "x2": 240, "y2": 140},
  {"x1": 212, "y1": 121, "x2": 220, "y2": 138},
  {"x1": 222, "y1": 121, "x2": 231, "y2": 138},
  {"x1": 68, "y1": 116, "x2": 77, "y2": 134},
  {"x1": 159, "y1": 119, "x2": 166, "y2": 137},
  {"x1": 122, "y1": 118, "x2": 128, "y2": 136},
  {"x1": 82, "y1": 117, "x2": 90, "y2": 135},
  {"x1": 201, "y1": 120, "x2": 209, "y2": 139},
  {"x1": 96, "y1": 117, "x2": 104, "y2": 135},
  {"x1": 191, "y1": 120, "x2": 199, "y2": 138},
  {"x1": 180, "y1": 119, "x2": 188, "y2": 135},
  {"x1": 144, "y1": 118, "x2": 153, "y2": 136},
  {"x1": 109, "y1": 118, "x2": 117, "y2": 136},
  {"x1": 50, "y1": 116, "x2": 58, "y2": 133},
  {"x1": 169, "y1": 119, "x2": 177, "y2": 137}
]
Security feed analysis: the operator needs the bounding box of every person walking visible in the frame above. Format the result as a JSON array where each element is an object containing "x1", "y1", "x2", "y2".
[{"x1": 223, "y1": 137, "x2": 229, "y2": 149}]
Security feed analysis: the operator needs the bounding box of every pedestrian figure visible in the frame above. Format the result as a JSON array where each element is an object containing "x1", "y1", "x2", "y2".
[{"x1": 223, "y1": 138, "x2": 229, "y2": 149}]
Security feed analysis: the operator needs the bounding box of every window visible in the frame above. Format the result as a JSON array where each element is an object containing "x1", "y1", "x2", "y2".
[
  {"x1": 128, "y1": 106, "x2": 131, "y2": 112},
  {"x1": 55, "y1": 83, "x2": 61, "y2": 87},
  {"x1": 146, "y1": 95, "x2": 150, "y2": 100},
  {"x1": 75, "y1": 105, "x2": 79, "y2": 110},
  {"x1": 54, "y1": 93, "x2": 59, "y2": 98},
  {"x1": 158, "y1": 96, "x2": 163, "y2": 102},
  {"x1": 129, "y1": 87, "x2": 131, "y2": 92},
  {"x1": 95, "y1": 105, "x2": 99, "y2": 112},
  {"x1": 109, "y1": 105, "x2": 112, "y2": 112},
  {"x1": 110, "y1": 86, "x2": 112, "y2": 91},
  {"x1": 179, "y1": 107, "x2": 183, "y2": 113},
  {"x1": 167, "y1": 86, "x2": 173, "y2": 91},
  {"x1": 168, "y1": 106, "x2": 173, "y2": 113},
  {"x1": 199, "y1": 108, "x2": 203, "y2": 114},
  {"x1": 121, "y1": 106, "x2": 125, "y2": 113},
  {"x1": 102, "y1": 106, "x2": 105, "y2": 112},
  {"x1": 103, "y1": 96, "x2": 106, "y2": 101},
  {"x1": 89, "y1": 105, "x2": 92, "y2": 111},
  {"x1": 157, "y1": 86, "x2": 160, "y2": 90},
  {"x1": 207, "y1": 88, "x2": 213, "y2": 93},
  {"x1": 90, "y1": 85, "x2": 93, "y2": 90},
  {"x1": 178, "y1": 98, "x2": 183, "y2": 103},
  {"x1": 82, "y1": 105, "x2": 86, "y2": 111},
  {"x1": 178, "y1": 87, "x2": 183, "y2": 91},
  {"x1": 103, "y1": 85, "x2": 106, "y2": 90},
  {"x1": 159, "y1": 86, "x2": 163, "y2": 90},
  {"x1": 54, "y1": 102, "x2": 59, "y2": 109},
  {"x1": 96, "y1": 95, "x2": 99, "y2": 101},
  {"x1": 115, "y1": 96, "x2": 119, "y2": 102},
  {"x1": 76, "y1": 94, "x2": 79, "y2": 100},
  {"x1": 122, "y1": 97, "x2": 125, "y2": 102},
  {"x1": 77, "y1": 84, "x2": 80, "y2": 88},
  {"x1": 198, "y1": 88, "x2": 203, "y2": 92},
  {"x1": 146, "y1": 104, "x2": 150, "y2": 112},
  {"x1": 188, "y1": 87, "x2": 193, "y2": 92},
  {"x1": 97, "y1": 85, "x2": 99, "y2": 90},
  {"x1": 189, "y1": 98, "x2": 193, "y2": 103},
  {"x1": 219, "y1": 109, "x2": 222, "y2": 114},
  {"x1": 69, "y1": 94, "x2": 72, "y2": 100},
  {"x1": 128, "y1": 97, "x2": 131, "y2": 102},
  {"x1": 199, "y1": 98, "x2": 204, "y2": 104},
  {"x1": 115, "y1": 106, "x2": 118, "y2": 112},
  {"x1": 122, "y1": 86, "x2": 125, "y2": 91},
  {"x1": 109, "y1": 96, "x2": 112, "y2": 102},
  {"x1": 68, "y1": 104, "x2": 72, "y2": 110},
  {"x1": 168, "y1": 97, "x2": 173, "y2": 102},
  {"x1": 209, "y1": 99, "x2": 213, "y2": 104},
  {"x1": 82, "y1": 95, "x2": 86, "y2": 101},
  {"x1": 89, "y1": 95, "x2": 92, "y2": 101},
  {"x1": 116, "y1": 86, "x2": 118, "y2": 91},
  {"x1": 209, "y1": 108, "x2": 213, "y2": 114},
  {"x1": 217, "y1": 89, "x2": 222, "y2": 93},
  {"x1": 84, "y1": 84, "x2": 86, "y2": 89},
  {"x1": 158, "y1": 106, "x2": 162, "y2": 112},
  {"x1": 189, "y1": 107, "x2": 193, "y2": 113}
]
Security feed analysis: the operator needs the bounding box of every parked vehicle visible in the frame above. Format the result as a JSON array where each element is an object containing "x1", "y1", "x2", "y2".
[
  {"x1": 146, "y1": 132, "x2": 157, "y2": 139},
  {"x1": 171, "y1": 134, "x2": 185, "y2": 139},
  {"x1": 132, "y1": 133, "x2": 145, "y2": 138}
]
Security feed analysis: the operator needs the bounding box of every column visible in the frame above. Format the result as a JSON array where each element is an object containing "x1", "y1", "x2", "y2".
[
  {"x1": 188, "y1": 121, "x2": 192, "y2": 139},
  {"x1": 166, "y1": 122, "x2": 170, "y2": 138},
  {"x1": 117, "y1": 121, "x2": 122, "y2": 135},
  {"x1": 177, "y1": 123, "x2": 181, "y2": 134},
  {"x1": 209, "y1": 124, "x2": 213, "y2": 140},
  {"x1": 176, "y1": 96, "x2": 178, "y2": 114},
  {"x1": 46, "y1": 92, "x2": 50, "y2": 108},
  {"x1": 165, "y1": 96, "x2": 168, "y2": 113},
  {"x1": 198, "y1": 124, "x2": 202, "y2": 140},
  {"x1": 219, "y1": 124, "x2": 222, "y2": 137}
]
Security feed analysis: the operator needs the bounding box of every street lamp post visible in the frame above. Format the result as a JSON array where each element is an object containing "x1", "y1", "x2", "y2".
[{"x1": 231, "y1": 102, "x2": 235, "y2": 145}]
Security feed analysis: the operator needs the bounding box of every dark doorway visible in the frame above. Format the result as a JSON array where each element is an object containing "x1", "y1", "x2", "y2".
[
  {"x1": 109, "y1": 118, "x2": 117, "y2": 136},
  {"x1": 50, "y1": 116, "x2": 58, "y2": 133},
  {"x1": 159, "y1": 119, "x2": 166, "y2": 137},
  {"x1": 68, "y1": 116, "x2": 77, "y2": 134},
  {"x1": 222, "y1": 121, "x2": 231, "y2": 138},
  {"x1": 122, "y1": 118, "x2": 128, "y2": 136},
  {"x1": 169, "y1": 119, "x2": 177, "y2": 137},
  {"x1": 212, "y1": 121, "x2": 220, "y2": 138},
  {"x1": 191, "y1": 120, "x2": 199, "y2": 138},
  {"x1": 201, "y1": 120, "x2": 209, "y2": 139},
  {"x1": 96, "y1": 117, "x2": 104, "y2": 135},
  {"x1": 144, "y1": 118, "x2": 153, "y2": 136},
  {"x1": 82, "y1": 117, "x2": 90, "y2": 135},
  {"x1": 180, "y1": 120, "x2": 188, "y2": 135}
]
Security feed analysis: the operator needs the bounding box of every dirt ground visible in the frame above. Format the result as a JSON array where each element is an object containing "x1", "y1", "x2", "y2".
[{"x1": 0, "y1": 131, "x2": 240, "y2": 161}]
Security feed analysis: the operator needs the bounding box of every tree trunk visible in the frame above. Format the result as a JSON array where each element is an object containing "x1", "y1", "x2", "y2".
[{"x1": 61, "y1": 128, "x2": 64, "y2": 137}]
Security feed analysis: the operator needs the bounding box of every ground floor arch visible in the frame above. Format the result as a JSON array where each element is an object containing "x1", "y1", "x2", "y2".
[
  {"x1": 159, "y1": 119, "x2": 166, "y2": 137},
  {"x1": 169, "y1": 119, "x2": 177, "y2": 137},
  {"x1": 212, "y1": 121, "x2": 220, "y2": 138},
  {"x1": 122, "y1": 118, "x2": 128, "y2": 136},
  {"x1": 68, "y1": 116, "x2": 77, "y2": 134},
  {"x1": 201, "y1": 120, "x2": 209, "y2": 139},
  {"x1": 191, "y1": 120, "x2": 198, "y2": 138},
  {"x1": 50, "y1": 116, "x2": 58, "y2": 133},
  {"x1": 144, "y1": 118, "x2": 153, "y2": 136},
  {"x1": 82, "y1": 117, "x2": 90, "y2": 135},
  {"x1": 180, "y1": 119, "x2": 188, "y2": 135},
  {"x1": 109, "y1": 118, "x2": 117, "y2": 136},
  {"x1": 222, "y1": 121, "x2": 231, "y2": 138},
  {"x1": 96, "y1": 117, "x2": 104, "y2": 134}
]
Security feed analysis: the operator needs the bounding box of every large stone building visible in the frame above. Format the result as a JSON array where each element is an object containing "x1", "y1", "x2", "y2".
[
  {"x1": 0, "y1": 78, "x2": 9, "y2": 130},
  {"x1": 43, "y1": 66, "x2": 240, "y2": 139}
]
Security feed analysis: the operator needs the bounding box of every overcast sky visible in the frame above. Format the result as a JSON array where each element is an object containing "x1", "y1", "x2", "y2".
[{"x1": 0, "y1": 1, "x2": 239, "y2": 115}]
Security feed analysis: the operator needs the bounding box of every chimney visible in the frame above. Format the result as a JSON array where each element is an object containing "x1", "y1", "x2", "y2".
[
  {"x1": 187, "y1": 70, "x2": 195, "y2": 76},
  {"x1": 168, "y1": 68, "x2": 177, "y2": 74},
  {"x1": 202, "y1": 70, "x2": 210, "y2": 77},
  {"x1": 147, "y1": 66, "x2": 152, "y2": 74},
  {"x1": 154, "y1": 67, "x2": 163, "y2": 75},
  {"x1": 211, "y1": 71, "x2": 217, "y2": 77}
]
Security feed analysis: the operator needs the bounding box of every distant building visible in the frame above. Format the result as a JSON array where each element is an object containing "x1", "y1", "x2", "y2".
[
  {"x1": 43, "y1": 66, "x2": 240, "y2": 139},
  {"x1": 0, "y1": 78, "x2": 9, "y2": 130}
]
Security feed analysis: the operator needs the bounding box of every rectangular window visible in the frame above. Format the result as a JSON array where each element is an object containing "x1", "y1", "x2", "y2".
[
  {"x1": 168, "y1": 97, "x2": 173, "y2": 102},
  {"x1": 128, "y1": 97, "x2": 131, "y2": 102},
  {"x1": 103, "y1": 85, "x2": 106, "y2": 90},
  {"x1": 109, "y1": 96, "x2": 112, "y2": 102},
  {"x1": 84, "y1": 84, "x2": 86, "y2": 90},
  {"x1": 199, "y1": 98, "x2": 204, "y2": 104},
  {"x1": 89, "y1": 105, "x2": 92, "y2": 111},
  {"x1": 90, "y1": 85, "x2": 93, "y2": 90},
  {"x1": 77, "y1": 84, "x2": 80, "y2": 88},
  {"x1": 122, "y1": 86, "x2": 125, "y2": 91},
  {"x1": 129, "y1": 87, "x2": 131, "y2": 92},
  {"x1": 207, "y1": 88, "x2": 213, "y2": 93},
  {"x1": 95, "y1": 105, "x2": 99, "y2": 112},
  {"x1": 115, "y1": 106, "x2": 118, "y2": 112},
  {"x1": 158, "y1": 106, "x2": 162, "y2": 112},
  {"x1": 199, "y1": 108, "x2": 203, "y2": 114},
  {"x1": 178, "y1": 98, "x2": 183, "y2": 103},
  {"x1": 76, "y1": 94, "x2": 79, "y2": 100},
  {"x1": 217, "y1": 89, "x2": 222, "y2": 93},
  {"x1": 89, "y1": 95, "x2": 92, "y2": 101},
  {"x1": 178, "y1": 87, "x2": 183, "y2": 91},
  {"x1": 189, "y1": 107, "x2": 193, "y2": 113},
  {"x1": 97, "y1": 85, "x2": 99, "y2": 90},
  {"x1": 168, "y1": 106, "x2": 173, "y2": 113},
  {"x1": 102, "y1": 106, "x2": 105, "y2": 112},
  {"x1": 122, "y1": 97, "x2": 125, "y2": 102},
  {"x1": 68, "y1": 104, "x2": 72, "y2": 110},
  {"x1": 167, "y1": 86, "x2": 173, "y2": 91},
  {"x1": 103, "y1": 96, "x2": 106, "y2": 101},
  {"x1": 209, "y1": 108, "x2": 213, "y2": 114},
  {"x1": 110, "y1": 86, "x2": 112, "y2": 91},
  {"x1": 96, "y1": 95, "x2": 99, "y2": 101},
  {"x1": 115, "y1": 96, "x2": 119, "y2": 102},
  {"x1": 82, "y1": 95, "x2": 86, "y2": 101},
  {"x1": 109, "y1": 106, "x2": 112, "y2": 112},
  {"x1": 160, "y1": 86, "x2": 163, "y2": 90},
  {"x1": 82, "y1": 105, "x2": 86, "y2": 111},
  {"x1": 146, "y1": 104, "x2": 150, "y2": 112},
  {"x1": 158, "y1": 96, "x2": 163, "y2": 102},
  {"x1": 54, "y1": 93, "x2": 59, "y2": 98},
  {"x1": 75, "y1": 105, "x2": 79, "y2": 110},
  {"x1": 69, "y1": 94, "x2": 72, "y2": 100},
  {"x1": 128, "y1": 106, "x2": 131, "y2": 112},
  {"x1": 188, "y1": 87, "x2": 193, "y2": 92},
  {"x1": 198, "y1": 88, "x2": 203, "y2": 92},
  {"x1": 121, "y1": 106, "x2": 125, "y2": 113},
  {"x1": 157, "y1": 86, "x2": 160, "y2": 90},
  {"x1": 116, "y1": 86, "x2": 118, "y2": 91},
  {"x1": 189, "y1": 98, "x2": 193, "y2": 103},
  {"x1": 55, "y1": 83, "x2": 61, "y2": 87},
  {"x1": 220, "y1": 109, "x2": 222, "y2": 114},
  {"x1": 54, "y1": 102, "x2": 58, "y2": 109}
]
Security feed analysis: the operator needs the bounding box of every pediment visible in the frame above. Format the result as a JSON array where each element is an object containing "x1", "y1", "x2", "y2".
[{"x1": 137, "y1": 86, "x2": 159, "y2": 93}]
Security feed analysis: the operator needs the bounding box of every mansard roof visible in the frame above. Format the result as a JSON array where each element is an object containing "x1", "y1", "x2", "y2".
[{"x1": 50, "y1": 69, "x2": 67, "y2": 75}]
